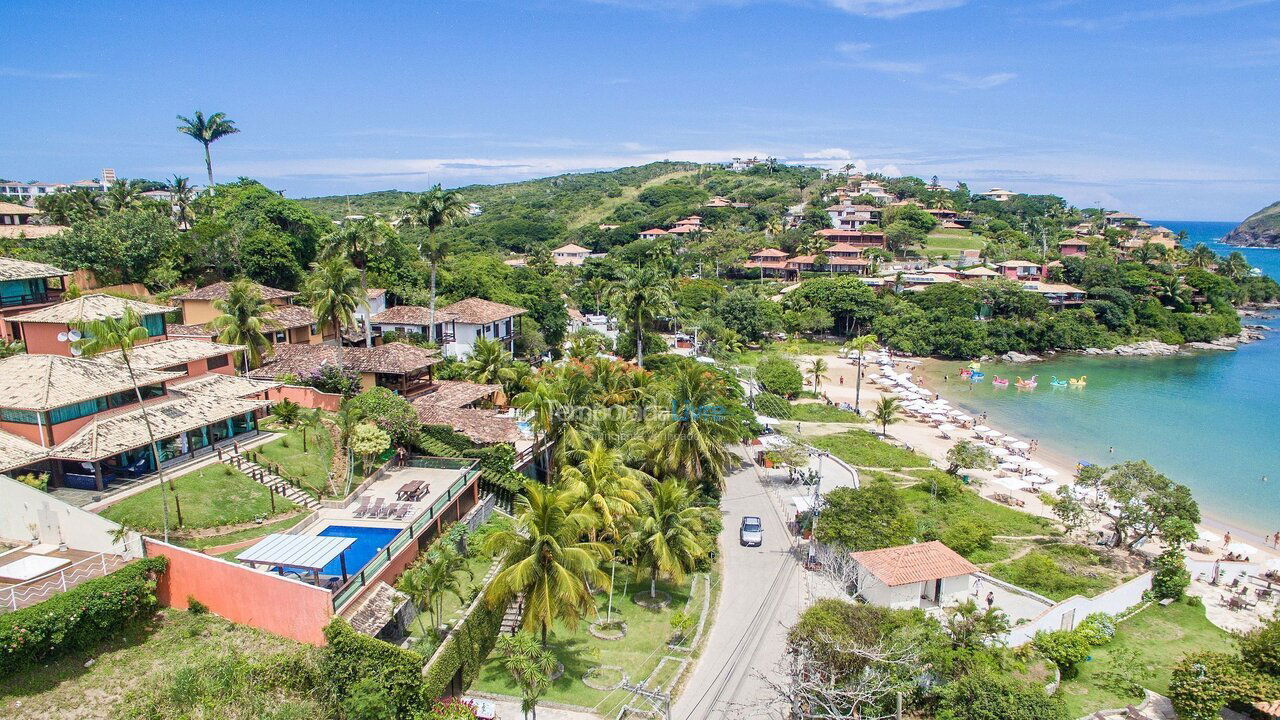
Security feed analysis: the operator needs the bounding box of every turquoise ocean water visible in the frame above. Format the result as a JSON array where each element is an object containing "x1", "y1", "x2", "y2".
[{"x1": 927, "y1": 221, "x2": 1280, "y2": 537}]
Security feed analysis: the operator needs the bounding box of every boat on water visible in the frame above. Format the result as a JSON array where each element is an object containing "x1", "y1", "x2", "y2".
[
  {"x1": 992, "y1": 376, "x2": 1009, "y2": 387},
  {"x1": 1050, "y1": 376, "x2": 1068, "y2": 387},
  {"x1": 1069, "y1": 375, "x2": 1087, "y2": 386},
  {"x1": 1015, "y1": 375, "x2": 1038, "y2": 389}
]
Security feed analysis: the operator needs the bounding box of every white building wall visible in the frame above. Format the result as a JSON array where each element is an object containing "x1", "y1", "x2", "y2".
[
  {"x1": 0, "y1": 474, "x2": 139, "y2": 554},
  {"x1": 1000, "y1": 571, "x2": 1152, "y2": 647}
]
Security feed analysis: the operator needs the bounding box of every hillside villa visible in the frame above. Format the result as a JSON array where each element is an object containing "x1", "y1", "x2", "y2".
[
  {"x1": 551, "y1": 243, "x2": 590, "y2": 266},
  {"x1": 977, "y1": 187, "x2": 1016, "y2": 202},
  {"x1": 9, "y1": 294, "x2": 175, "y2": 355},
  {"x1": 0, "y1": 257, "x2": 70, "y2": 341}
]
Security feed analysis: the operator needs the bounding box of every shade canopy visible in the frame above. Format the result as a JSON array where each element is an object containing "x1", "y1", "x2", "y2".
[{"x1": 236, "y1": 533, "x2": 357, "y2": 572}]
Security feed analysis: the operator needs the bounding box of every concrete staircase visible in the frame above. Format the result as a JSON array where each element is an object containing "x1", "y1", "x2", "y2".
[
  {"x1": 499, "y1": 591, "x2": 526, "y2": 636},
  {"x1": 219, "y1": 447, "x2": 321, "y2": 510}
]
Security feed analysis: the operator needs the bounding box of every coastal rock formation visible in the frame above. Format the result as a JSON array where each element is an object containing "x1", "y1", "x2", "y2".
[
  {"x1": 1084, "y1": 340, "x2": 1180, "y2": 357},
  {"x1": 1223, "y1": 200, "x2": 1280, "y2": 247},
  {"x1": 1000, "y1": 351, "x2": 1041, "y2": 363}
]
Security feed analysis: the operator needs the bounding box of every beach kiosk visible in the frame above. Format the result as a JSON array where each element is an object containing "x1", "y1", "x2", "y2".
[{"x1": 235, "y1": 533, "x2": 357, "y2": 588}]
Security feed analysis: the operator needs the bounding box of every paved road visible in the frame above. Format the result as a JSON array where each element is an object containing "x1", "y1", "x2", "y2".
[{"x1": 672, "y1": 449, "x2": 807, "y2": 720}]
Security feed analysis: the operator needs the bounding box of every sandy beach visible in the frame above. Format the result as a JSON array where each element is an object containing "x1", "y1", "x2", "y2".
[{"x1": 789, "y1": 350, "x2": 1280, "y2": 632}]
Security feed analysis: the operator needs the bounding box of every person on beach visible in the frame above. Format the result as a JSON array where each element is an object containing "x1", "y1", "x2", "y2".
[
  {"x1": 1109, "y1": 446, "x2": 1114, "y2": 455},
  {"x1": 1223, "y1": 531, "x2": 1232, "y2": 548},
  {"x1": 1273, "y1": 531, "x2": 1280, "y2": 548},
  {"x1": 839, "y1": 375, "x2": 844, "y2": 385}
]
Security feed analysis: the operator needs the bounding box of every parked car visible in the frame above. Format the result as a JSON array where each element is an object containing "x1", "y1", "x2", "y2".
[{"x1": 739, "y1": 516, "x2": 763, "y2": 546}]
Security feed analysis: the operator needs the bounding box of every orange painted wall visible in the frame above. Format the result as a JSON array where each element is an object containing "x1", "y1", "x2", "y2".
[
  {"x1": 17, "y1": 321, "x2": 168, "y2": 356},
  {"x1": 144, "y1": 538, "x2": 334, "y2": 646},
  {"x1": 264, "y1": 385, "x2": 343, "y2": 411}
]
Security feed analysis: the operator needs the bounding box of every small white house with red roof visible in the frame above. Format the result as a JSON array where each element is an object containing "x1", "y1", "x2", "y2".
[
  {"x1": 638, "y1": 228, "x2": 668, "y2": 241},
  {"x1": 850, "y1": 541, "x2": 979, "y2": 610}
]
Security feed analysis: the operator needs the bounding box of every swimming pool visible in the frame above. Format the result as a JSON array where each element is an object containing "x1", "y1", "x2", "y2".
[{"x1": 316, "y1": 525, "x2": 402, "y2": 577}]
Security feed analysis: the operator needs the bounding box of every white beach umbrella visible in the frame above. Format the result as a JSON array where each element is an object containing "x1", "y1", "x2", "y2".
[
  {"x1": 988, "y1": 447, "x2": 1010, "y2": 458},
  {"x1": 1000, "y1": 435, "x2": 1019, "y2": 445},
  {"x1": 998, "y1": 476, "x2": 1031, "y2": 491},
  {"x1": 986, "y1": 431, "x2": 1004, "y2": 440},
  {"x1": 1026, "y1": 474, "x2": 1049, "y2": 485},
  {"x1": 1011, "y1": 441, "x2": 1031, "y2": 451},
  {"x1": 973, "y1": 425, "x2": 991, "y2": 433},
  {"x1": 939, "y1": 423, "x2": 957, "y2": 432},
  {"x1": 1039, "y1": 467, "x2": 1059, "y2": 477},
  {"x1": 1024, "y1": 461, "x2": 1045, "y2": 471},
  {"x1": 998, "y1": 461, "x2": 1021, "y2": 471},
  {"x1": 954, "y1": 413, "x2": 973, "y2": 422},
  {"x1": 930, "y1": 414, "x2": 948, "y2": 422},
  {"x1": 1004, "y1": 455, "x2": 1027, "y2": 466},
  {"x1": 1226, "y1": 541, "x2": 1260, "y2": 556},
  {"x1": 1264, "y1": 558, "x2": 1280, "y2": 572}
]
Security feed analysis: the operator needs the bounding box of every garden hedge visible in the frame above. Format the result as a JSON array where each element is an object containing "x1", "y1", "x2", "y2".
[
  {"x1": 0, "y1": 556, "x2": 167, "y2": 676},
  {"x1": 421, "y1": 591, "x2": 505, "y2": 700},
  {"x1": 322, "y1": 618, "x2": 426, "y2": 719}
]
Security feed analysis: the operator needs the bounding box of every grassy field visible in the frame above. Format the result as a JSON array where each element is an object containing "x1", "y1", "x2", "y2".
[
  {"x1": 253, "y1": 424, "x2": 335, "y2": 498},
  {"x1": 789, "y1": 403, "x2": 866, "y2": 423},
  {"x1": 1059, "y1": 600, "x2": 1235, "y2": 717},
  {"x1": 923, "y1": 228, "x2": 985, "y2": 257},
  {"x1": 0, "y1": 609, "x2": 321, "y2": 720},
  {"x1": 809, "y1": 429, "x2": 932, "y2": 470},
  {"x1": 901, "y1": 481, "x2": 1060, "y2": 539},
  {"x1": 100, "y1": 463, "x2": 296, "y2": 531},
  {"x1": 988, "y1": 543, "x2": 1129, "y2": 601},
  {"x1": 568, "y1": 169, "x2": 696, "y2": 227},
  {"x1": 178, "y1": 513, "x2": 309, "y2": 551},
  {"x1": 472, "y1": 567, "x2": 704, "y2": 713}
]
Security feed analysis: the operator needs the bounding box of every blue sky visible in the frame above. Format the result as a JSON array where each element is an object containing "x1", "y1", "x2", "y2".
[{"x1": 2, "y1": 0, "x2": 1278, "y2": 219}]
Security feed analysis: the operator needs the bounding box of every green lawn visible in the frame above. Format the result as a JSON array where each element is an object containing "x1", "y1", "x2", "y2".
[
  {"x1": 789, "y1": 403, "x2": 866, "y2": 423},
  {"x1": 100, "y1": 463, "x2": 296, "y2": 532},
  {"x1": 471, "y1": 568, "x2": 703, "y2": 713},
  {"x1": 0, "y1": 609, "x2": 321, "y2": 720},
  {"x1": 253, "y1": 423, "x2": 335, "y2": 498},
  {"x1": 923, "y1": 228, "x2": 985, "y2": 257},
  {"x1": 809, "y1": 429, "x2": 932, "y2": 470},
  {"x1": 902, "y1": 483, "x2": 1060, "y2": 539},
  {"x1": 988, "y1": 543, "x2": 1127, "y2": 601},
  {"x1": 1059, "y1": 600, "x2": 1235, "y2": 717},
  {"x1": 177, "y1": 513, "x2": 309, "y2": 551}
]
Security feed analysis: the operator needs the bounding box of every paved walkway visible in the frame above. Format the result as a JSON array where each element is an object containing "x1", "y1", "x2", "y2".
[{"x1": 672, "y1": 447, "x2": 808, "y2": 720}]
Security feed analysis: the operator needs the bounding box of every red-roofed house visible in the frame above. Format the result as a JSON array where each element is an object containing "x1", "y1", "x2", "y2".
[
  {"x1": 814, "y1": 228, "x2": 886, "y2": 248},
  {"x1": 743, "y1": 248, "x2": 790, "y2": 277},
  {"x1": 638, "y1": 228, "x2": 668, "y2": 240},
  {"x1": 1057, "y1": 238, "x2": 1090, "y2": 257},
  {"x1": 850, "y1": 541, "x2": 978, "y2": 610}
]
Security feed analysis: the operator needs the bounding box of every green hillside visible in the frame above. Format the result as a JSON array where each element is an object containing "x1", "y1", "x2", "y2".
[{"x1": 1223, "y1": 199, "x2": 1280, "y2": 247}]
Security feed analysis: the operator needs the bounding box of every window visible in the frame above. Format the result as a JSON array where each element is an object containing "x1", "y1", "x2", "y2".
[
  {"x1": 206, "y1": 353, "x2": 229, "y2": 370},
  {"x1": 273, "y1": 331, "x2": 287, "y2": 343},
  {"x1": 49, "y1": 399, "x2": 100, "y2": 424},
  {"x1": 0, "y1": 408, "x2": 40, "y2": 424},
  {"x1": 141, "y1": 313, "x2": 166, "y2": 337}
]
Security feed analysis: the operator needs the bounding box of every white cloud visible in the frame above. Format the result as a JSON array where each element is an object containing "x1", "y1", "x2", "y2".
[
  {"x1": 823, "y1": 0, "x2": 966, "y2": 18},
  {"x1": 876, "y1": 164, "x2": 903, "y2": 176},
  {"x1": 836, "y1": 42, "x2": 873, "y2": 55},
  {"x1": 944, "y1": 72, "x2": 1017, "y2": 89},
  {"x1": 803, "y1": 147, "x2": 853, "y2": 160},
  {"x1": 860, "y1": 59, "x2": 928, "y2": 74}
]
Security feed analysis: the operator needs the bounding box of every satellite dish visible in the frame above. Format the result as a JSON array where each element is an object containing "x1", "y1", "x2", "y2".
[
  {"x1": 57, "y1": 332, "x2": 68, "y2": 342},
  {"x1": 70, "y1": 346, "x2": 83, "y2": 357},
  {"x1": 68, "y1": 329, "x2": 82, "y2": 341}
]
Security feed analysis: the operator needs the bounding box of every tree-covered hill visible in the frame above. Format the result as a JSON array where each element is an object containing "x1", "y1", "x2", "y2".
[{"x1": 1223, "y1": 200, "x2": 1280, "y2": 247}]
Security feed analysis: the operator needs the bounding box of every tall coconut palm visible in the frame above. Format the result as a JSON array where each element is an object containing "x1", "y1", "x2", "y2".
[
  {"x1": 72, "y1": 309, "x2": 175, "y2": 541},
  {"x1": 808, "y1": 358, "x2": 828, "y2": 393},
  {"x1": 844, "y1": 334, "x2": 878, "y2": 413},
  {"x1": 1220, "y1": 251, "x2": 1251, "y2": 281},
  {"x1": 871, "y1": 395, "x2": 901, "y2": 437},
  {"x1": 483, "y1": 482, "x2": 610, "y2": 646},
  {"x1": 628, "y1": 478, "x2": 705, "y2": 598},
  {"x1": 465, "y1": 337, "x2": 516, "y2": 386},
  {"x1": 402, "y1": 185, "x2": 468, "y2": 341},
  {"x1": 169, "y1": 175, "x2": 195, "y2": 229},
  {"x1": 176, "y1": 111, "x2": 240, "y2": 189},
  {"x1": 1156, "y1": 276, "x2": 1191, "y2": 310},
  {"x1": 411, "y1": 544, "x2": 473, "y2": 634},
  {"x1": 614, "y1": 265, "x2": 674, "y2": 368},
  {"x1": 104, "y1": 179, "x2": 144, "y2": 212},
  {"x1": 1188, "y1": 243, "x2": 1217, "y2": 269},
  {"x1": 584, "y1": 277, "x2": 612, "y2": 315},
  {"x1": 305, "y1": 258, "x2": 361, "y2": 364},
  {"x1": 209, "y1": 278, "x2": 272, "y2": 371},
  {"x1": 649, "y1": 364, "x2": 737, "y2": 491},
  {"x1": 512, "y1": 376, "x2": 566, "y2": 480},
  {"x1": 559, "y1": 440, "x2": 648, "y2": 543},
  {"x1": 319, "y1": 218, "x2": 385, "y2": 346}
]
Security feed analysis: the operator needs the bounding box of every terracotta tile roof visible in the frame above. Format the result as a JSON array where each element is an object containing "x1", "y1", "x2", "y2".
[
  {"x1": 0, "y1": 225, "x2": 69, "y2": 239},
  {"x1": 263, "y1": 305, "x2": 317, "y2": 330},
  {"x1": 996, "y1": 260, "x2": 1041, "y2": 268},
  {"x1": 438, "y1": 298, "x2": 526, "y2": 325},
  {"x1": 166, "y1": 323, "x2": 217, "y2": 339},
  {"x1": 173, "y1": 281, "x2": 297, "y2": 302},
  {"x1": 851, "y1": 541, "x2": 978, "y2": 587},
  {"x1": 0, "y1": 201, "x2": 39, "y2": 215},
  {"x1": 51, "y1": 394, "x2": 271, "y2": 461},
  {"x1": 744, "y1": 260, "x2": 788, "y2": 270},
  {"x1": 0, "y1": 429, "x2": 48, "y2": 473},
  {"x1": 0, "y1": 256, "x2": 68, "y2": 281},
  {"x1": 787, "y1": 255, "x2": 869, "y2": 266},
  {"x1": 245, "y1": 342, "x2": 440, "y2": 379},
  {"x1": 0, "y1": 355, "x2": 183, "y2": 411},
  {"x1": 666, "y1": 225, "x2": 697, "y2": 234},
  {"x1": 417, "y1": 380, "x2": 503, "y2": 409},
  {"x1": 553, "y1": 243, "x2": 590, "y2": 254},
  {"x1": 413, "y1": 404, "x2": 520, "y2": 444},
  {"x1": 639, "y1": 228, "x2": 667, "y2": 235},
  {"x1": 961, "y1": 267, "x2": 1000, "y2": 277},
  {"x1": 370, "y1": 305, "x2": 456, "y2": 326},
  {"x1": 169, "y1": 372, "x2": 282, "y2": 398},
  {"x1": 97, "y1": 339, "x2": 243, "y2": 371},
  {"x1": 751, "y1": 248, "x2": 789, "y2": 257},
  {"x1": 1058, "y1": 238, "x2": 1090, "y2": 246},
  {"x1": 11, "y1": 294, "x2": 176, "y2": 324},
  {"x1": 824, "y1": 242, "x2": 867, "y2": 254},
  {"x1": 366, "y1": 288, "x2": 386, "y2": 299}
]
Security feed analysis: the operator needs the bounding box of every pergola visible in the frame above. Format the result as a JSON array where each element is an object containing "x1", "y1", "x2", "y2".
[{"x1": 235, "y1": 533, "x2": 356, "y2": 586}]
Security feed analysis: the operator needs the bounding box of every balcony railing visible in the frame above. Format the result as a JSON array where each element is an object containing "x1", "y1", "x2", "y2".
[{"x1": 0, "y1": 291, "x2": 55, "y2": 309}]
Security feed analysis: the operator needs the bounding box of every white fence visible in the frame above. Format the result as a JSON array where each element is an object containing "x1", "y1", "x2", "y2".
[
  {"x1": 0, "y1": 536, "x2": 143, "y2": 613},
  {"x1": 1002, "y1": 571, "x2": 1153, "y2": 647}
]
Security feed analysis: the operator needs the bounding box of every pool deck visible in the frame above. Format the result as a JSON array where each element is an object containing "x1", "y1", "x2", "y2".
[{"x1": 308, "y1": 464, "x2": 470, "y2": 530}]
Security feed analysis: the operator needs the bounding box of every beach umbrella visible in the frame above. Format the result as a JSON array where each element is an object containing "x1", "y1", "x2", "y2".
[
  {"x1": 988, "y1": 447, "x2": 1010, "y2": 458},
  {"x1": 986, "y1": 431, "x2": 1004, "y2": 440},
  {"x1": 1226, "y1": 541, "x2": 1259, "y2": 556},
  {"x1": 939, "y1": 423, "x2": 957, "y2": 432},
  {"x1": 1011, "y1": 441, "x2": 1031, "y2": 451},
  {"x1": 973, "y1": 425, "x2": 990, "y2": 433},
  {"x1": 954, "y1": 413, "x2": 973, "y2": 422},
  {"x1": 930, "y1": 414, "x2": 948, "y2": 422},
  {"x1": 998, "y1": 462, "x2": 1021, "y2": 471},
  {"x1": 1004, "y1": 455, "x2": 1027, "y2": 466},
  {"x1": 1264, "y1": 558, "x2": 1280, "y2": 572},
  {"x1": 998, "y1": 476, "x2": 1031, "y2": 491},
  {"x1": 1039, "y1": 467, "x2": 1059, "y2": 477},
  {"x1": 1001, "y1": 435, "x2": 1020, "y2": 445},
  {"x1": 1024, "y1": 461, "x2": 1045, "y2": 471},
  {"x1": 1026, "y1": 474, "x2": 1049, "y2": 485}
]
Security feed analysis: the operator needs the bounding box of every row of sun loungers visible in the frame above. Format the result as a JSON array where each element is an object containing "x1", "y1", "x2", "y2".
[{"x1": 351, "y1": 496, "x2": 412, "y2": 520}]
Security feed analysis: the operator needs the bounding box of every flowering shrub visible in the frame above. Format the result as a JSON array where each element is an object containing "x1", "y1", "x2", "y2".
[{"x1": 0, "y1": 556, "x2": 167, "y2": 676}]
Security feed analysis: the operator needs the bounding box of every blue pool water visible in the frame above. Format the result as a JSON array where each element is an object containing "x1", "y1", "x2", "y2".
[{"x1": 316, "y1": 525, "x2": 402, "y2": 577}]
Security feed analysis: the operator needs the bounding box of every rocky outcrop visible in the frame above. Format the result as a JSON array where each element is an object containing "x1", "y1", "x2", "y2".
[
  {"x1": 1000, "y1": 351, "x2": 1041, "y2": 363},
  {"x1": 1223, "y1": 200, "x2": 1280, "y2": 247},
  {"x1": 1083, "y1": 340, "x2": 1180, "y2": 357}
]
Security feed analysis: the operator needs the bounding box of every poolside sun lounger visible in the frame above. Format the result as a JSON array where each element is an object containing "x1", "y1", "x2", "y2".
[
  {"x1": 352, "y1": 496, "x2": 371, "y2": 518},
  {"x1": 379, "y1": 501, "x2": 395, "y2": 520},
  {"x1": 367, "y1": 497, "x2": 384, "y2": 519},
  {"x1": 394, "y1": 503, "x2": 410, "y2": 520}
]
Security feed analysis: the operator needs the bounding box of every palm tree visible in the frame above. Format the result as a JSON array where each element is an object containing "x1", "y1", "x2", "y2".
[
  {"x1": 176, "y1": 111, "x2": 240, "y2": 189},
  {"x1": 465, "y1": 337, "x2": 517, "y2": 386},
  {"x1": 305, "y1": 258, "x2": 361, "y2": 364},
  {"x1": 210, "y1": 278, "x2": 272, "y2": 371},
  {"x1": 483, "y1": 482, "x2": 610, "y2": 646},
  {"x1": 649, "y1": 364, "x2": 737, "y2": 491},
  {"x1": 494, "y1": 632, "x2": 557, "y2": 720},
  {"x1": 614, "y1": 265, "x2": 674, "y2": 368},
  {"x1": 870, "y1": 395, "x2": 901, "y2": 437},
  {"x1": 1220, "y1": 251, "x2": 1251, "y2": 280},
  {"x1": 417, "y1": 544, "x2": 473, "y2": 633},
  {"x1": 808, "y1": 358, "x2": 828, "y2": 393},
  {"x1": 559, "y1": 440, "x2": 648, "y2": 543},
  {"x1": 1156, "y1": 276, "x2": 1191, "y2": 310},
  {"x1": 584, "y1": 277, "x2": 612, "y2": 314},
  {"x1": 512, "y1": 376, "x2": 566, "y2": 480},
  {"x1": 169, "y1": 175, "x2": 195, "y2": 229},
  {"x1": 72, "y1": 309, "x2": 175, "y2": 541},
  {"x1": 395, "y1": 566, "x2": 435, "y2": 637},
  {"x1": 844, "y1": 334, "x2": 877, "y2": 413},
  {"x1": 319, "y1": 218, "x2": 386, "y2": 346},
  {"x1": 297, "y1": 407, "x2": 323, "y2": 453},
  {"x1": 104, "y1": 179, "x2": 144, "y2": 212},
  {"x1": 1188, "y1": 243, "x2": 1217, "y2": 269},
  {"x1": 271, "y1": 398, "x2": 302, "y2": 427},
  {"x1": 402, "y1": 185, "x2": 468, "y2": 341},
  {"x1": 628, "y1": 478, "x2": 705, "y2": 598}
]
